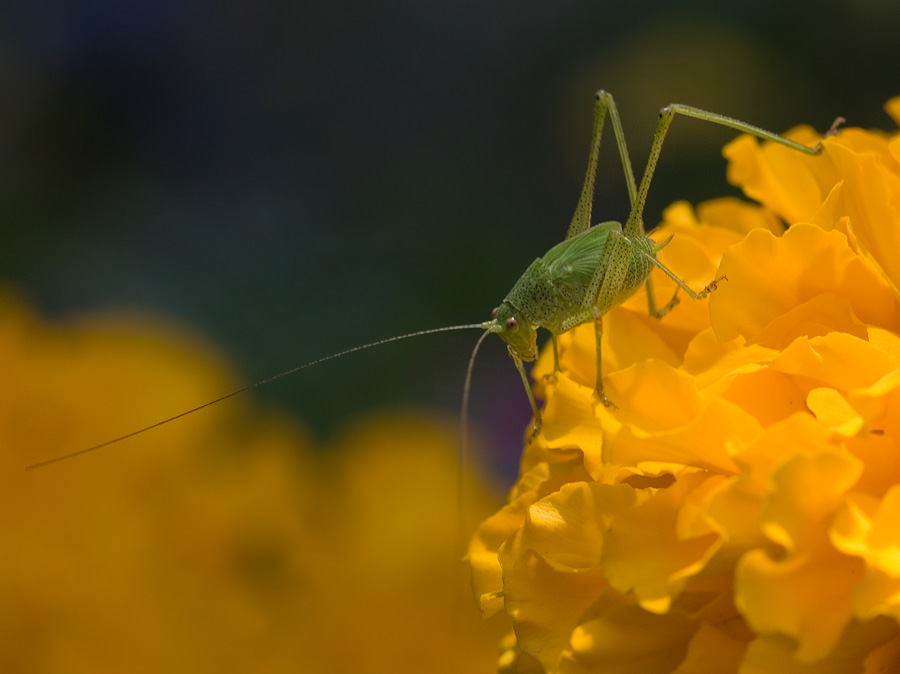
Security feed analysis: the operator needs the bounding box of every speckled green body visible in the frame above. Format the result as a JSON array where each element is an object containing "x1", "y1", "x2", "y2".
[{"x1": 490, "y1": 221, "x2": 656, "y2": 362}]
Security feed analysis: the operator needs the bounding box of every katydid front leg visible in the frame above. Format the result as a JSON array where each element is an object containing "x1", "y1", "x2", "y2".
[
  {"x1": 593, "y1": 308, "x2": 615, "y2": 410},
  {"x1": 512, "y1": 349, "x2": 545, "y2": 434}
]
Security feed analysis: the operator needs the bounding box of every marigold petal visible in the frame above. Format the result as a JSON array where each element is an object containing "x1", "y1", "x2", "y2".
[
  {"x1": 830, "y1": 491, "x2": 900, "y2": 630},
  {"x1": 731, "y1": 414, "x2": 834, "y2": 498},
  {"x1": 502, "y1": 548, "x2": 608, "y2": 673},
  {"x1": 823, "y1": 138, "x2": 900, "y2": 294},
  {"x1": 808, "y1": 181, "x2": 850, "y2": 233},
  {"x1": 682, "y1": 329, "x2": 777, "y2": 384},
  {"x1": 774, "y1": 332, "x2": 898, "y2": 396},
  {"x1": 554, "y1": 311, "x2": 685, "y2": 389},
  {"x1": 470, "y1": 503, "x2": 530, "y2": 616},
  {"x1": 852, "y1": 566, "x2": 900, "y2": 624},
  {"x1": 565, "y1": 592, "x2": 699, "y2": 674},
  {"x1": 703, "y1": 475, "x2": 772, "y2": 554},
  {"x1": 831, "y1": 493, "x2": 878, "y2": 558},
  {"x1": 500, "y1": 482, "x2": 638, "y2": 574},
  {"x1": 655, "y1": 205, "x2": 744, "y2": 284},
  {"x1": 828, "y1": 128, "x2": 900, "y2": 169},
  {"x1": 738, "y1": 546, "x2": 865, "y2": 662},
  {"x1": 602, "y1": 360, "x2": 702, "y2": 431},
  {"x1": 859, "y1": 486, "x2": 900, "y2": 578},
  {"x1": 862, "y1": 630, "x2": 900, "y2": 673},
  {"x1": 718, "y1": 369, "x2": 807, "y2": 429},
  {"x1": 735, "y1": 449, "x2": 864, "y2": 660},
  {"x1": 763, "y1": 447, "x2": 862, "y2": 553},
  {"x1": 757, "y1": 294, "x2": 869, "y2": 347},
  {"x1": 711, "y1": 224, "x2": 900, "y2": 345},
  {"x1": 842, "y1": 387, "x2": 893, "y2": 438},
  {"x1": 536, "y1": 375, "x2": 608, "y2": 481},
  {"x1": 723, "y1": 127, "x2": 829, "y2": 224},
  {"x1": 605, "y1": 396, "x2": 758, "y2": 474},
  {"x1": 602, "y1": 472, "x2": 721, "y2": 614},
  {"x1": 498, "y1": 631, "x2": 544, "y2": 674},
  {"x1": 884, "y1": 96, "x2": 900, "y2": 127},
  {"x1": 868, "y1": 326, "x2": 900, "y2": 365},
  {"x1": 668, "y1": 621, "x2": 748, "y2": 674},
  {"x1": 807, "y1": 387, "x2": 865, "y2": 436},
  {"x1": 470, "y1": 440, "x2": 593, "y2": 615},
  {"x1": 739, "y1": 616, "x2": 898, "y2": 674},
  {"x1": 511, "y1": 439, "x2": 593, "y2": 502},
  {"x1": 695, "y1": 197, "x2": 784, "y2": 236},
  {"x1": 642, "y1": 201, "x2": 751, "y2": 336}
]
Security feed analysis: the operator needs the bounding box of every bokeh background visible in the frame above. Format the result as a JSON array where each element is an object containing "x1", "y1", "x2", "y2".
[{"x1": 3, "y1": 0, "x2": 900, "y2": 476}]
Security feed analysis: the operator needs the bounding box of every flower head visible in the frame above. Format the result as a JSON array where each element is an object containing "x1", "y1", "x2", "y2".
[{"x1": 471, "y1": 98, "x2": 900, "y2": 673}]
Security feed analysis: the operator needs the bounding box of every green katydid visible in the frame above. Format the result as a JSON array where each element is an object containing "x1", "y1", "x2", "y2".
[
  {"x1": 25, "y1": 91, "x2": 831, "y2": 470},
  {"x1": 481, "y1": 90, "x2": 829, "y2": 431}
]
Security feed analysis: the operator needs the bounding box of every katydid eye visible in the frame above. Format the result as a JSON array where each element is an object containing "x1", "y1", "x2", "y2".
[
  {"x1": 505, "y1": 317, "x2": 519, "y2": 333},
  {"x1": 491, "y1": 307, "x2": 499, "y2": 319}
]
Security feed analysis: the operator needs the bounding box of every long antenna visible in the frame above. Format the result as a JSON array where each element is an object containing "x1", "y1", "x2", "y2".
[
  {"x1": 457, "y1": 329, "x2": 491, "y2": 555},
  {"x1": 26, "y1": 323, "x2": 486, "y2": 471}
]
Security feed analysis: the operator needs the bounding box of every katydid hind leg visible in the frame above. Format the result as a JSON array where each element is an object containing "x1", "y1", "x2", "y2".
[
  {"x1": 644, "y1": 274, "x2": 680, "y2": 319},
  {"x1": 625, "y1": 102, "x2": 825, "y2": 240},
  {"x1": 585, "y1": 234, "x2": 633, "y2": 408},
  {"x1": 641, "y1": 247, "x2": 729, "y2": 302},
  {"x1": 566, "y1": 91, "x2": 638, "y2": 241},
  {"x1": 623, "y1": 101, "x2": 826, "y2": 315}
]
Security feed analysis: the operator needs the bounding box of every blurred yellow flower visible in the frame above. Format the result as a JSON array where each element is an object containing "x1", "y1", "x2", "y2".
[
  {"x1": 1, "y1": 291, "x2": 506, "y2": 673},
  {"x1": 470, "y1": 98, "x2": 900, "y2": 673}
]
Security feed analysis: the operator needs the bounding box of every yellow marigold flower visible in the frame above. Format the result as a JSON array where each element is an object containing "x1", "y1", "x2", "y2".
[
  {"x1": 1, "y1": 291, "x2": 504, "y2": 673},
  {"x1": 470, "y1": 99, "x2": 900, "y2": 673}
]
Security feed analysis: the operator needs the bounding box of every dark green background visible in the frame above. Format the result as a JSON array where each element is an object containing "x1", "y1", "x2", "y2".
[{"x1": 3, "y1": 1, "x2": 899, "y2": 474}]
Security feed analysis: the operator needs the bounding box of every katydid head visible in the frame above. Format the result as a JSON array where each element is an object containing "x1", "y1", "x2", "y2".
[{"x1": 484, "y1": 302, "x2": 538, "y2": 361}]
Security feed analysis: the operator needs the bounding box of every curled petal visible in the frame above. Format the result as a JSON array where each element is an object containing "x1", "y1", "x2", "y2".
[
  {"x1": 737, "y1": 448, "x2": 863, "y2": 660},
  {"x1": 498, "y1": 484, "x2": 687, "y2": 672},
  {"x1": 711, "y1": 224, "x2": 900, "y2": 346},
  {"x1": 500, "y1": 482, "x2": 639, "y2": 574},
  {"x1": 738, "y1": 546, "x2": 865, "y2": 662},
  {"x1": 738, "y1": 616, "x2": 898, "y2": 674},
  {"x1": 723, "y1": 126, "x2": 834, "y2": 224},
  {"x1": 773, "y1": 332, "x2": 898, "y2": 394},
  {"x1": 601, "y1": 472, "x2": 721, "y2": 614},
  {"x1": 823, "y1": 138, "x2": 900, "y2": 294},
  {"x1": 807, "y1": 387, "x2": 864, "y2": 436},
  {"x1": 565, "y1": 591, "x2": 699, "y2": 674},
  {"x1": 502, "y1": 548, "x2": 609, "y2": 673}
]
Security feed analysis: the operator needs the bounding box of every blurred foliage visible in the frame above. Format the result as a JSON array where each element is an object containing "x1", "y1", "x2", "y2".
[{"x1": 2, "y1": 290, "x2": 507, "y2": 672}]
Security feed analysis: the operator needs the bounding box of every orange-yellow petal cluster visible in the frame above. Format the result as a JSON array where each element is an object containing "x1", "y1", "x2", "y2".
[{"x1": 471, "y1": 98, "x2": 900, "y2": 673}]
